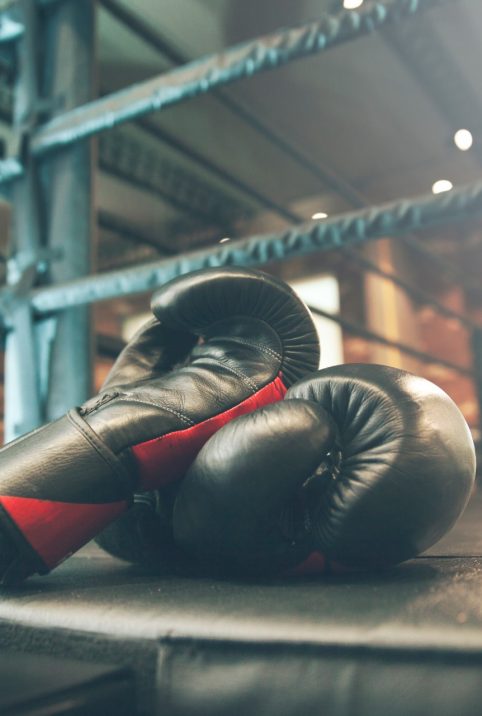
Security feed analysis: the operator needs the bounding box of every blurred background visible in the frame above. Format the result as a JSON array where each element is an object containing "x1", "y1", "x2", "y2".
[{"x1": 0, "y1": 0, "x2": 481, "y2": 446}]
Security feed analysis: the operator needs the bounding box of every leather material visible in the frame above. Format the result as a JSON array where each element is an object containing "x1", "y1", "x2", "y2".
[
  {"x1": 0, "y1": 505, "x2": 27, "y2": 583},
  {"x1": 151, "y1": 267, "x2": 319, "y2": 387},
  {"x1": 84, "y1": 321, "x2": 286, "y2": 454},
  {"x1": 101, "y1": 319, "x2": 197, "y2": 390},
  {"x1": 0, "y1": 412, "x2": 133, "y2": 503},
  {"x1": 95, "y1": 269, "x2": 319, "y2": 566},
  {"x1": 3, "y1": 531, "x2": 482, "y2": 716},
  {"x1": 174, "y1": 400, "x2": 337, "y2": 574},
  {"x1": 0, "y1": 411, "x2": 132, "y2": 577},
  {"x1": 288, "y1": 365, "x2": 476, "y2": 568},
  {"x1": 94, "y1": 489, "x2": 181, "y2": 569},
  {"x1": 0, "y1": 268, "x2": 319, "y2": 580},
  {"x1": 173, "y1": 364, "x2": 476, "y2": 574},
  {"x1": 130, "y1": 376, "x2": 286, "y2": 490},
  {"x1": 0, "y1": 653, "x2": 136, "y2": 716}
]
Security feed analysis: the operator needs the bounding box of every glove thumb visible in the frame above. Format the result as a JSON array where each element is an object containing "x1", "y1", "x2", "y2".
[{"x1": 173, "y1": 399, "x2": 337, "y2": 573}]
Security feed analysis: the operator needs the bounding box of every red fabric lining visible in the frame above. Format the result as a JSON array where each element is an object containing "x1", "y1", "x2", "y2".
[
  {"x1": 132, "y1": 374, "x2": 287, "y2": 490},
  {"x1": 0, "y1": 496, "x2": 127, "y2": 569}
]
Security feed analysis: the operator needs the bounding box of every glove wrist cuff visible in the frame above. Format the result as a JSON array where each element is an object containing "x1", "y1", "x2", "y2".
[
  {"x1": 0, "y1": 411, "x2": 134, "y2": 580},
  {"x1": 67, "y1": 408, "x2": 133, "y2": 491}
]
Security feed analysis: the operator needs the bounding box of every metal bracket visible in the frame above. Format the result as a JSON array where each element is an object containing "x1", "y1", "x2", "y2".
[
  {"x1": 0, "y1": 246, "x2": 63, "y2": 327},
  {"x1": 6, "y1": 245, "x2": 62, "y2": 284},
  {"x1": 0, "y1": 156, "x2": 23, "y2": 184},
  {"x1": 0, "y1": 15, "x2": 23, "y2": 44}
]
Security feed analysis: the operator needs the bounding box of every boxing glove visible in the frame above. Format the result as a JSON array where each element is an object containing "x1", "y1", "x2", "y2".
[
  {"x1": 0, "y1": 267, "x2": 319, "y2": 583},
  {"x1": 173, "y1": 364, "x2": 476, "y2": 575}
]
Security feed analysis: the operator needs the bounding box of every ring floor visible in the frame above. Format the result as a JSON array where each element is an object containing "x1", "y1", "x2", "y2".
[{"x1": 1, "y1": 489, "x2": 482, "y2": 716}]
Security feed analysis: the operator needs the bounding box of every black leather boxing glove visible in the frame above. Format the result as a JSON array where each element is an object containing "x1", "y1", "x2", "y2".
[
  {"x1": 173, "y1": 364, "x2": 476, "y2": 575},
  {"x1": 0, "y1": 268, "x2": 319, "y2": 583}
]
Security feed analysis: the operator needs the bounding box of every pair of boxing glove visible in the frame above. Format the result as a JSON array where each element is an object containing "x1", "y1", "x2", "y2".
[
  {"x1": 101, "y1": 363, "x2": 476, "y2": 576},
  {"x1": 0, "y1": 267, "x2": 475, "y2": 582},
  {"x1": 97, "y1": 271, "x2": 476, "y2": 576}
]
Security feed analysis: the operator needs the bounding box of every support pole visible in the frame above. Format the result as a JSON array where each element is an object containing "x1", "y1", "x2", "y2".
[
  {"x1": 40, "y1": 0, "x2": 95, "y2": 421},
  {"x1": 4, "y1": 0, "x2": 42, "y2": 442}
]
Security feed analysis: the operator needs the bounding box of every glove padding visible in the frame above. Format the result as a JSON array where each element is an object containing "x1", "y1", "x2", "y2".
[
  {"x1": 0, "y1": 267, "x2": 319, "y2": 583},
  {"x1": 173, "y1": 364, "x2": 476, "y2": 574}
]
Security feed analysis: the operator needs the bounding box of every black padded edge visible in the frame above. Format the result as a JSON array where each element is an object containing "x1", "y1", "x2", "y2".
[
  {"x1": 151, "y1": 267, "x2": 320, "y2": 387},
  {"x1": 0, "y1": 412, "x2": 134, "y2": 505},
  {"x1": 0, "y1": 504, "x2": 47, "y2": 584}
]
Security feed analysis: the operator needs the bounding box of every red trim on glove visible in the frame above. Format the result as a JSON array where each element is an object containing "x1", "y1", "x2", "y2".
[
  {"x1": 0, "y1": 496, "x2": 127, "y2": 569},
  {"x1": 132, "y1": 374, "x2": 287, "y2": 490},
  {"x1": 286, "y1": 551, "x2": 327, "y2": 576}
]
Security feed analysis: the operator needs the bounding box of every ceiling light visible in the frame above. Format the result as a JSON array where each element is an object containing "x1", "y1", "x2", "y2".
[
  {"x1": 219, "y1": 237, "x2": 231, "y2": 243},
  {"x1": 454, "y1": 129, "x2": 473, "y2": 151},
  {"x1": 343, "y1": 0, "x2": 364, "y2": 9},
  {"x1": 432, "y1": 180, "x2": 453, "y2": 194},
  {"x1": 311, "y1": 212, "x2": 328, "y2": 220}
]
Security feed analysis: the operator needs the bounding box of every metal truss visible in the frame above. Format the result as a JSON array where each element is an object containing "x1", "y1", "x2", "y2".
[{"x1": 99, "y1": 130, "x2": 251, "y2": 230}]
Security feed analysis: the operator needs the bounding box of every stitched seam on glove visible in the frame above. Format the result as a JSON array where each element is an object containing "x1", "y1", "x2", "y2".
[
  {"x1": 211, "y1": 359, "x2": 259, "y2": 393},
  {"x1": 204, "y1": 317, "x2": 284, "y2": 362},
  {"x1": 80, "y1": 391, "x2": 123, "y2": 415},
  {"x1": 67, "y1": 409, "x2": 134, "y2": 494},
  {"x1": 226, "y1": 336, "x2": 282, "y2": 363},
  {"x1": 113, "y1": 398, "x2": 195, "y2": 427}
]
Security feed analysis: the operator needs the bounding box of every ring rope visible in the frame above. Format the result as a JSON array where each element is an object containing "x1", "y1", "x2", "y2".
[
  {"x1": 31, "y1": 0, "x2": 442, "y2": 155},
  {"x1": 29, "y1": 179, "x2": 482, "y2": 313}
]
